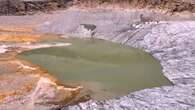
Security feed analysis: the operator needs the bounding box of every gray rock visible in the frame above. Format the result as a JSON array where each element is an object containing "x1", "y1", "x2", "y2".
[
  {"x1": 75, "y1": 24, "x2": 96, "y2": 38},
  {"x1": 61, "y1": 21, "x2": 195, "y2": 110}
]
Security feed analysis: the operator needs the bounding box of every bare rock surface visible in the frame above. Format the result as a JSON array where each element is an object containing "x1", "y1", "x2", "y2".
[
  {"x1": 61, "y1": 22, "x2": 195, "y2": 110},
  {"x1": 30, "y1": 77, "x2": 82, "y2": 108}
]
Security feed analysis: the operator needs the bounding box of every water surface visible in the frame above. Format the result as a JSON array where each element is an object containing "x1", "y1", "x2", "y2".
[{"x1": 18, "y1": 38, "x2": 171, "y2": 100}]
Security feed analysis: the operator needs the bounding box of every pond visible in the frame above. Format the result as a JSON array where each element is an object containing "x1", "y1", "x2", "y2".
[{"x1": 18, "y1": 38, "x2": 171, "y2": 100}]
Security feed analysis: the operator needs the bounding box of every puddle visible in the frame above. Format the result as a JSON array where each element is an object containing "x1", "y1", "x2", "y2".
[{"x1": 18, "y1": 38, "x2": 171, "y2": 100}]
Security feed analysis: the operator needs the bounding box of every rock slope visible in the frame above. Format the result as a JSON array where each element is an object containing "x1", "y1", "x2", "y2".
[
  {"x1": 62, "y1": 22, "x2": 195, "y2": 110},
  {"x1": 0, "y1": 0, "x2": 194, "y2": 15}
]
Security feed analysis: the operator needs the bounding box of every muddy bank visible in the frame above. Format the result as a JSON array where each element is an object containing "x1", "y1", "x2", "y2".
[{"x1": 0, "y1": 9, "x2": 194, "y2": 110}]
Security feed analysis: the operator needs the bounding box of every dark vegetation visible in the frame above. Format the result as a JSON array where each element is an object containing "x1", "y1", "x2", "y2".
[
  {"x1": 76, "y1": 0, "x2": 195, "y2": 12},
  {"x1": 0, "y1": 0, "x2": 194, "y2": 15},
  {"x1": 0, "y1": 0, "x2": 73, "y2": 15}
]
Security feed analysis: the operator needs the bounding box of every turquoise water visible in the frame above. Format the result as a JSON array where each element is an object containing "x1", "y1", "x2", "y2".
[{"x1": 18, "y1": 38, "x2": 171, "y2": 100}]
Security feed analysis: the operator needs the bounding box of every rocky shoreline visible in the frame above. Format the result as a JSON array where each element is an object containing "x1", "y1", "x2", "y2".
[
  {"x1": 0, "y1": 9, "x2": 194, "y2": 110},
  {"x1": 61, "y1": 21, "x2": 195, "y2": 110}
]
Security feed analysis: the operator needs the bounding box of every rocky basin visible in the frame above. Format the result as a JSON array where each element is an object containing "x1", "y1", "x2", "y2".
[
  {"x1": 64, "y1": 21, "x2": 195, "y2": 110},
  {"x1": 0, "y1": 9, "x2": 194, "y2": 110}
]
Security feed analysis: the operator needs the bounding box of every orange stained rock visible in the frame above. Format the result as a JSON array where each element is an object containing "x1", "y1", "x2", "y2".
[
  {"x1": 0, "y1": 26, "x2": 34, "y2": 33},
  {"x1": 0, "y1": 82, "x2": 34, "y2": 103},
  {"x1": 0, "y1": 25, "x2": 63, "y2": 42},
  {"x1": 0, "y1": 30, "x2": 84, "y2": 104},
  {"x1": 0, "y1": 57, "x2": 82, "y2": 104},
  {"x1": 0, "y1": 32, "x2": 62, "y2": 43},
  {"x1": 0, "y1": 33, "x2": 42, "y2": 42},
  {"x1": 0, "y1": 58, "x2": 38, "y2": 103},
  {"x1": 0, "y1": 72, "x2": 36, "y2": 103}
]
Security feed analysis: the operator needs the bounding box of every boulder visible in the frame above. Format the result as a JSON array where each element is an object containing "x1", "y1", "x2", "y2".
[
  {"x1": 76, "y1": 24, "x2": 96, "y2": 38},
  {"x1": 30, "y1": 77, "x2": 82, "y2": 106}
]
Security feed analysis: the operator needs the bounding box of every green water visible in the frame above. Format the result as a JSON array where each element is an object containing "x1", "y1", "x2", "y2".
[{"x1": 18, "y1": 38, "x2": 171, "y2": 100}]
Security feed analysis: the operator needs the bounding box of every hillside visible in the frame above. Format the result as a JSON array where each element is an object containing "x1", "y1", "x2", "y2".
[{"x1": 0, "y1": 0, "x2": 194, "y2": 15}]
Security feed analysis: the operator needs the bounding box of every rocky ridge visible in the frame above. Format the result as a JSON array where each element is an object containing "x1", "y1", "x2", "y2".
[{"x1": 0, "y1": 0, "x2": 194, "y2": 15}]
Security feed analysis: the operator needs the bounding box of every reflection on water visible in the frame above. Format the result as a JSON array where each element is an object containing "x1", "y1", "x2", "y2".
[{"x1": 18, "y1": 38, "x2": 171, "y2": 100}]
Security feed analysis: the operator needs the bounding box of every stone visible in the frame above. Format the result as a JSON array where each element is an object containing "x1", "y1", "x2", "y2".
[
  {"x1": 76, "y1": 24, "x2": 96, "y2": 38},
  {"x1": 30, "y1": 77, "x2": 82, "y2": 106}
]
